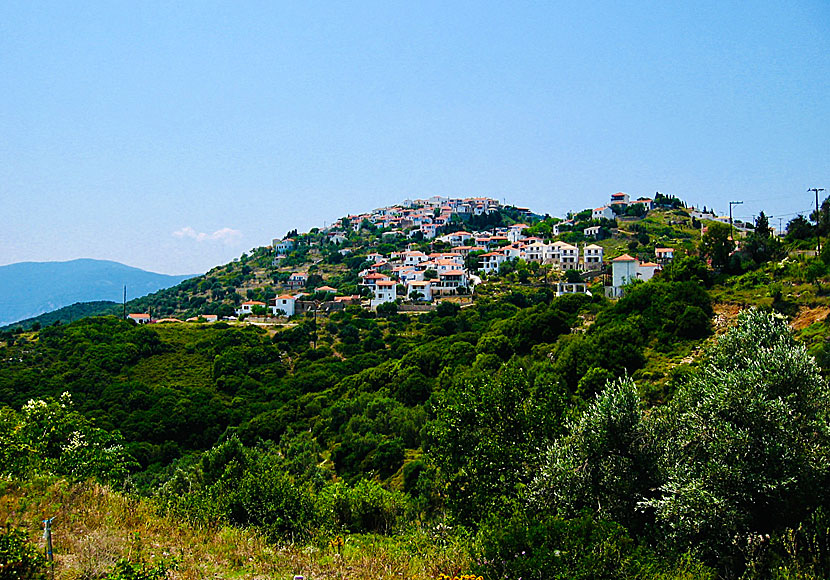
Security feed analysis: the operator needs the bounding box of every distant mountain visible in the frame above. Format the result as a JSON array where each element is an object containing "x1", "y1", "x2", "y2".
[
  {"x1": 1, "y1": 301, "x2": 121, "y2": 331},
  {"x1": 0, "y1": 259, "x2": 197, "y2": 327}
]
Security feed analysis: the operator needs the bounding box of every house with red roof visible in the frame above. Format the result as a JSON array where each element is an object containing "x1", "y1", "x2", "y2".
[
  {"x1": 127, "y1": 313, "x2": 151, "y2": 324},
  {"x1": 406, "y1": 280, "x2": 433, "y2": 302},
  {"x1": 480, "y1": 251, "x2": 507, "y2": 275},
  {"x1": 593, "y1": 205, "x2": 615, "y2": 221},
  {"x1": 271, "y1": 295, "x2": 297, "y2": 317},
  {"x1": 286, "y1": 272, "x2": 307, "y2": 289},
  {"x1": 610, "y1": 192, "x2": 630, "y2": 206},
  {"x1": 655, "y1": 247, "x2": 675, "y2": 263},
  {"x1": 370, "y1": 280, "x2": 397, "y2": 309},
  {"x1": 607, "y1": 254, "x2": 661, "y2": 297},
  {"x1": 361, "y1": 272, "x2": 391, "y2": 287},
  {"x1": 236, "y1": 301, "x2": 266, "y2": 316}
]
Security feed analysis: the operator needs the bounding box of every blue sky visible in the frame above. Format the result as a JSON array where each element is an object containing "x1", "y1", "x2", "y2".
[{"x1": 1, "y1": 1, "x2": 827, "y2": 274}]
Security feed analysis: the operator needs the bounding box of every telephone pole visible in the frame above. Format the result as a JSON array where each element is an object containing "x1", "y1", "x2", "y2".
[
  {"x1": 810, "y1": 187, "x2": 825, "y2": 254},
  {"x1": 729, "y1": 201, "x2": 743, "y2": 241}
]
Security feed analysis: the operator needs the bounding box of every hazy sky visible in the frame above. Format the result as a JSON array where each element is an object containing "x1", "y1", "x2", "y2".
[{"x1": 2, "y1": 1, "x2": 827, "y2": 274}]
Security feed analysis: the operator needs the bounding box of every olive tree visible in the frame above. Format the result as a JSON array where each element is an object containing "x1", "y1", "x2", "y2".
[{"x1": 645, "y1": 310, "x2": 830, "y2": 567}]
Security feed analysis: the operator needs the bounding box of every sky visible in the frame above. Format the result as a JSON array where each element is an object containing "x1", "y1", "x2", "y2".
[{"x1": 1, "y1": 1, "x2": 828, "y2": 275}]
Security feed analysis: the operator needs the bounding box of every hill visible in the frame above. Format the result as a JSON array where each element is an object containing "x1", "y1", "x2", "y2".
[
  {"x1": 0, "y1": 259, "x2": 196, "y2": 326},
  {"x1": 0, "y1": 300, "x2": 121, "y2": 331},
  {"x1": 5, "y1": 194, "x2": 830, "y2": 578}
]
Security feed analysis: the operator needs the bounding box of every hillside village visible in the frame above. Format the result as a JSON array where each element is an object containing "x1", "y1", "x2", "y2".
[
  {"x1": 128, "y1": 191, "x2": 714, "y2": 324},
  {"x1": 8, "y1": 191, "x2": 830, "y2": 580}
]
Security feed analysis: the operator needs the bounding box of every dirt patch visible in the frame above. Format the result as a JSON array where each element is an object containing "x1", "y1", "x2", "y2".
[
  {"x1": 791, "y1": 306, "x2": 830, "y2": 331},
  {"x1": 712, "y1": 302, "x2": 744, "y2": 332}
]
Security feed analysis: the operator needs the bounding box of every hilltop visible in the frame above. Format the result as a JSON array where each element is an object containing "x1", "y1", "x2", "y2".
[{"x1": 56, "y1": 192, "x2": 703, "y2": 324}]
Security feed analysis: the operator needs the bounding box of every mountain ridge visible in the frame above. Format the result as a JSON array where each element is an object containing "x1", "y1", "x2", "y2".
[{"x1": 0, "y1": 258, "x2": 197, "y2": 326}]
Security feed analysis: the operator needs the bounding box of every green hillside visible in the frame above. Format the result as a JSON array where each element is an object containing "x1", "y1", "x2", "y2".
[{"x1": 4, "y1": 196, "x2": 830, "y2": 579}]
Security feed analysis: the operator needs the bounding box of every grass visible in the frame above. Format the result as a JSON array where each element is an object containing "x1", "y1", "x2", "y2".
[{"x1": 0, "y1": 477, "x2": 471, "y2": 580}]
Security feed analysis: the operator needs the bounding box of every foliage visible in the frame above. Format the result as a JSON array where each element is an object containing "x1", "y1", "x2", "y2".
[
  {"x1": 429, "y1": 366, "x2": 566, "y2": 525},
  {"x1": 0, "y1": 394, "x2": 134, "y2": 484},
  {"x1": 0, "y1": 527, "x2": 46, "y2": 580},
  {"x1": 646, "y1": 310, "x2": 830, "y2": 569},
  {"x1": 317, "y1": 480, "x2": 410, "y2": 534},
  {"x1": 532, "y1": 378, "x2": 655, "y2": 533},
  {"x1": 474, "y1": 512, "x2": 714, "y2": 580},
  {"x1": 787, "y1": 215, "x2": 814, "y2": 241},
  {"x1": 104, "y1": 558, "x2": 178, "y2": 580},
  {"x1": 659, "y1": 255, "x2": 712, "y2": 288},
  {"x1": 163, "y1": 435, "x2": 318, "y2": 541},
  {"x1": 699, "y1": 221, "x2": 734, "y2": 269}
]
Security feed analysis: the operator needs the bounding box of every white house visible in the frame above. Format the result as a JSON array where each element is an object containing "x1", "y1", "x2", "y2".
[
  {"x1": 638, "y1": 261, "x2": 660, "y2": 280},
  {"x1": 406, "y1": 280, "x2": 433, "y2": 301},
  {"x1": 583, "y1": 225, "x2": 601, "y2": 238},
  {"x1": 610, "y1": 192, "x2": 630, "y2": 206},
  {"x1": 128, "y1": 313, "x2": 151, "y2": 324},
  {"x1": 690, "y1": 207, "x2": 717, "y2": 220},
  {"x1": 286, "y1": 272, "x2": 307, "y2": 289},
  {"x1": 607, "y1": 254, "x2": 661, "y2": 297},
  {"x1": 271, "y1": 295, "x2": 296, "y2": 317},
  {"x1": 361, "y1": 272, "x2": 391, "y2": 287},
  {"x1": 655, "y1": 247, "x2": 675, "y2": 262},
  {"x1": 402, "y1": 250, "x2": 429, "y2": 267},
  {"x1": 442, "y1": 231, "x2": 474, "y2": 246},
  {"x1": 419, "y1": 223, "x2": 438, "y2": 238},
  {"x1": 327, "y1": 232, "x2": 348, "y2": 245},
  {"x1": 398, "y1": 268, "x2": 424, "y2": 283},
  {"x1": 274, "y1": 238, "x2": 295, "y2": 254},
  {"x1": 610, "y1": 254, "x2": 637, "y2": 295},
  {"x1": 584, "y1": 244, "x2": 604, "y2": 269},
  {"x1": 593, "y1": 206, "x2": 615, "y2": 221},
  {"x1": 435, "y1": 270, "x2": 468, "y2": 295},
  {"x1": 558, "y1": 243, "x2": 579, "y2": 268},
  {"x1": 371, "y1": 280, "x2": 397, "y2": 309},
  {"x1": 420, "y1": 258, "x2": 462, "y2": 273},
  {"x1": 507, "y1": 224, "x2": 530, "y2": 243},
  {"x1": 429, "y1": 252, "x2": 464, "y2": 265},
  {"x1": 236, "y1": 301, "x2": 266, "y2": 316},
  {"x1": 480, "y1": 251, "x2": 507, "y2": 274},
  {"x1": 524, "y1": 241, "x2": 549, "y2": 263},
  {"x1": 503, "y1": 244, "x2": 526, "y2": 260}
]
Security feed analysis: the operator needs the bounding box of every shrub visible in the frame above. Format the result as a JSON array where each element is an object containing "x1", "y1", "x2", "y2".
[
  {"x1": 646, "y1": 310, "x2": 830, "y2": 570},
  {"x1": 473, "y1": 513, "x2": 714, "y2": 580},
  {"x1": 104, "y1": 558, "x2": 178, "y2": 580},
  {"x1": 0, "y1": 527, "x2": 46, "y2": 580}
]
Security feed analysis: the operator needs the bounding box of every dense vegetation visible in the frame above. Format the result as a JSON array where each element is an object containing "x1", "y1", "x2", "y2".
[{"x1": 5, "y1": 199, "x2": 830, "y2": 578}]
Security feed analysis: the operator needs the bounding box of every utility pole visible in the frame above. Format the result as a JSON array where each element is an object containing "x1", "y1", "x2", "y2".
[
  {"x1": 778, "y1": 217, "x2": 783, "y2": 238},
  {"x1": 729, "y1": 201, "x2": 743, "y2": 241},
  {"x1": 809, "y1": 187, "x2": 825, "y2": 254}
]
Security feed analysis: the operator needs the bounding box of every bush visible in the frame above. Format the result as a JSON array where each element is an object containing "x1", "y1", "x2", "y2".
[
  {"x1": 675, "y1": 305, "x2": 710, "y2": 339},
  {"x1": 317, "y1": 480, "x2": 409, "y2": 533},
  {"x1": 473, "y1": 513, "x2": 714, "y2": 580},
  {"x1": 646, "y1": 310, "x2": 830, "y2": 570},
  {"x1": 0, "y1": 526, "x2": 46, "y2": 580},
  {"x1": 104, "y1": 558, "x2": 178, "y2": 580}
]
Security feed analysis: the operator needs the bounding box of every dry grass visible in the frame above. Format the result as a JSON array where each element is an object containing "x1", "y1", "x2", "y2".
[{"x1": 0, "y1": 478, "x2": 470, "y2": 580}]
